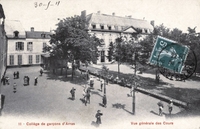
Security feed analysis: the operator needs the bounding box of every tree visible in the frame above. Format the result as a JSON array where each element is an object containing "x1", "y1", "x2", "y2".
[
  {"x1": 107, "y1": 42, "x2": 114, "y2": 62},
  {"x1": 139, "y1": 24, "x2": 200, "y2": 76},
  {"x1": 113, "y1": 34, "x2": 140, "y2": 76},
  {"x1": 47, "y1": 15, "x2": 101, "y2": 80},
  {"x1": 185, "y1": 27, "x2": 200, "y2": 74}
]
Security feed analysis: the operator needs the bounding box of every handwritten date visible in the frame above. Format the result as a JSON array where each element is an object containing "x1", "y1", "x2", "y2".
[{"x1": 34, "y1": 1, "x2": 60, "y2": 10}]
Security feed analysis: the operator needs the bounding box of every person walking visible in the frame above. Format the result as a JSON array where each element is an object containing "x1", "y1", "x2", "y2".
[
  {"x1": 40, "y1": 69, "x2": 43, "y2": 76},
  {"x1": 13, "y1": 72, "x2": 16, "y2": 79},
  {"x1": 102, "y1": 94, "x2": 107, "y2": 108},
  {"x1": 5, "y1": 77, "x2": 9, "y2": 85},
  {"x1": 2, "y1": 77, "x2": 6, "y2": 85},
  {"x1": 34, "y1": 77, "x2": 38, "y2": 86},
  {"x1": 168, "y1": 100, "x2": 173, "y2": 115},
  {"x1": 27, "y1": 76, "x2": 30, "y2": 85},
  {"x1": 16, "y1": 71, "x2": 19, "y2": 79},
  {"x1": 13, "y1": 83, "x2": 17, "y2": 93},
  {"x1": 86, "y1": 69, "x2": 89, "y2": 80},
  {"x1": 84, "y1": 93, "x2": 89, "y2": 106},
  {"x1": 100, "y1": 80, "x2": 104, "y2": 92},
  {"x1": 89, "y1": 77, "x2": 94, "y2": 88},
  {"x1": 23, "y1": 76, "x2": 26, "y2": 84},
  {"x1": 95, "y1": 110, "x2": 103, "y2": 126},
  {"x1": 159, "y1": 105, "x2": 163, "y2": 116},
  {"x1": 87, "y1": 93, "x2": 91, "y2": 104},
  {"x1": 157, "y1": 101, "x2": 164, "y2": 116},
  {"x1": 70, "y1": 87, "x2": 76, "y2": 100}
]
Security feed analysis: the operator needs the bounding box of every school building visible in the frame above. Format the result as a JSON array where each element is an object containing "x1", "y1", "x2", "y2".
[{"x1": 82, "y1": 10, "x2": 154, "y2": 64}]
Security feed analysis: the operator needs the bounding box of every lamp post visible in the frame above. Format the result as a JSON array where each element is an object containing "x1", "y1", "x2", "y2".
[
  {"x1": 102, "y1": 65, "x2": 108, "y2": 95},
  {"x1": 132, "y1": 43, "x2": 140, "y2": 115}
]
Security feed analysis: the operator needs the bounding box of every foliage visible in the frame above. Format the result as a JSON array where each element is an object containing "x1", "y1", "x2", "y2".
[
  {"x1": 139, "y1": 24, "x2": 200, "y2": 73},
  {"x1": 109, "y1": 23, "x2": 200, "y2": 74},
  {"x1": 49, "y1": 16, "x2": 101, "y2": 63},
  {"x1": 107, "y1": 42, "x2": 114, "y2": 62},
  {"x1": 46, "y1": 15, "x2": 101, "y2": 78}
]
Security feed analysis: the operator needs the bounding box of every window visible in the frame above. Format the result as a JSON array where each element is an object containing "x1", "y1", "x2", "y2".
[
  {"x1": 100, "y1": 50, "x2": 105, "y2": 62},
  {"x1": 101, "y1": 33, "x2": 105, "y2": 45},
  {"x1": 16, "y1": 42, "x2": 24, "y2": 51},
  {"x1": 41, "y1": 33, "x2": 46, "y2": 38},
  {"x1": 18, "y1": 55, "x2": 22, "y2": 65},
  {"x1": 100, "y1": 25, "x2": 104, "y2": 30},
  {"x1": 13, "y1": 31, "x2": 19, "y2": 38},
  {"x1": 27, "y1": 42, "x2": 33, "y2": 51},
  {"x1": 28, "y1": 55, "x2": 33, "y2": 64},
  {"x1": 92, "y1": 24, "x2": 96, "y2": 29},
  {"x1": 36, "y1": 55, "x2": 40, "y2": 63},
  {"x1": 108, "y1": 26, "x2": 111, "y2": 30},
  {"x1": 9, "y1": 55, "x2": 14, "y2": 65},
  {"x1": 43, "y1": 42, "x2": 46, "y2": 52}
]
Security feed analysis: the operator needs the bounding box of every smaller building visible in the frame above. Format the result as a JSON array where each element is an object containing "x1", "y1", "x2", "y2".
[{"x1": 5, "y1": 20, "x2": 51, "y2": 67}]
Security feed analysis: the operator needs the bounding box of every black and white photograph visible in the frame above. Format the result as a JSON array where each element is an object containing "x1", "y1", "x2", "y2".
[{"x1": 0, "y1": 0, "x2": 200, "y2": 129}]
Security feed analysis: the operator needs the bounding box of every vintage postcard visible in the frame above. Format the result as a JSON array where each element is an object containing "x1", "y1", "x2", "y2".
[{"x1": 0, "y1": 0, "x2": 200, "y2": 129}]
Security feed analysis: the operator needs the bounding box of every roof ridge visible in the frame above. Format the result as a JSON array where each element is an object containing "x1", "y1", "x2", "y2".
[
  {"x1": 91, "y1": 13, "x2": 148, "y2": 22},
  {"x1": 26, "y1": 31, "x2": 51, "y2": 33}
]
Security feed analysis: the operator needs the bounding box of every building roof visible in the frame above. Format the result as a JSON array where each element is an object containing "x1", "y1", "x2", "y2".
[
  {"x1": 122, "y1": 26, "x2": 138, "y2": 33},
  {"x1": 5, "y1": 20, "x2": 26, "y2": 38},
  {"x1": 26, "y1": 31, "x2": 51, "y2": 39},
  {"x1": 86, "y1": 13, "x2": 153, "y2": 31}
]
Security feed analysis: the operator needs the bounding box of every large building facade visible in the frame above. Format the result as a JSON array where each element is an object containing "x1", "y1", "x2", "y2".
[
  {"x1": 5, "y1": 20, "x2": 51, "y2": 67},
  {"x1": 82, "y1": 11, "x2": 154, "y2": 64},
  {"x1": 0, "y1": 4, "x2": 6, "y2": 108}
]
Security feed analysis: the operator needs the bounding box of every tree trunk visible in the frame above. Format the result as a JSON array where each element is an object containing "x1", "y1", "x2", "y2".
[
  {"x1": 53, "y1": 69, "x2": 55, "y2": 74},
  {"x1": 118, "y1": 60, "x2": 120, "y2": 77},
  {"x1": 65, "y1": 66, "x2": 68, "y2": 78},
  {"x1": 71, "y1": 62, "x2": 74, "y2": 80}
]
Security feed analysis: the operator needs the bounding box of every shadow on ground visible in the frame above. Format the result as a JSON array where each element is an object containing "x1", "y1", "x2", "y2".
[
  {"x1": 45, "y1": 69, "x2": 88, "y2": 86},
  {"x1": 112, "y1": 103, "x2": 126, "y2": 109}
]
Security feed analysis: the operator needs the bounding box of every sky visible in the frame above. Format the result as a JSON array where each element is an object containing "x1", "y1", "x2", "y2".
[{"x1": 1, "y1": 0, "x2": 200, "y2": 33}]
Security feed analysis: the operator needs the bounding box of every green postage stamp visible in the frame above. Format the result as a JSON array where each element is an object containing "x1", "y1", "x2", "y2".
[{"x1": 149, "y1": 36, "x2": 189, "y2": 73}]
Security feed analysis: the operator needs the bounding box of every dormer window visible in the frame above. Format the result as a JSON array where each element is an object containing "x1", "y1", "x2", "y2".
[
  {"x1": 108, "y1": 25, "x2": 112, "y2": 30},
  {"x1": 100, "y1": 25, "x2": 104, "y2": 30},
  {"x1": 41, "y1": 33, "x2": 46, "y2": 38},
  {"x1": 27, "y1": 42, "x2": 33, "y2": 51},
  {"x1": 14, "y1": 31, "x2": 19, "y2": 38},
  {"x1": 92, "y1": 24, "x2": 96, "y2": 29}
]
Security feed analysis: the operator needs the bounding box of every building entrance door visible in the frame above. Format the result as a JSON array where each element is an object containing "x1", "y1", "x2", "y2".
[
  {"x1": 18, "y1": 55, "x2": 22, "y2": 65},
  {"x1": 101, "y1": 50, "x2": 105, "y2": 62}
]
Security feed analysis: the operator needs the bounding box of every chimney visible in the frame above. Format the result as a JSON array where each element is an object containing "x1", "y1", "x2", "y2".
[
  {"x1": 112, "y1": 12, "x2": 115, "y2": 16},
  {"x1": 31, "y1": 27, "x2": 34, "y2": 32},
  {"x1": 97, "y1": 11, "x2": 101, "y2": 14},
  {"x1": 150, "y1": 20, "x2": 155, "y2": 27},
  {"x1": 81, "y1": 10, "x2": 86, "y2": 29},
  {"x1": 81, "y1": 10, "x2": 86, "y2": 19}
]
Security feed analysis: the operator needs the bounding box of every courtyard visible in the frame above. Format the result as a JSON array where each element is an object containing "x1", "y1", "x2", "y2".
[{"x1": 0, "y1": 66, "x2": 199, "y2": 129}]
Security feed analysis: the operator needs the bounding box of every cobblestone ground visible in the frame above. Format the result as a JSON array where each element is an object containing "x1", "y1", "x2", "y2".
[{"x1": 0, "y1": 66, "x2": 199, "y2": 129}]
